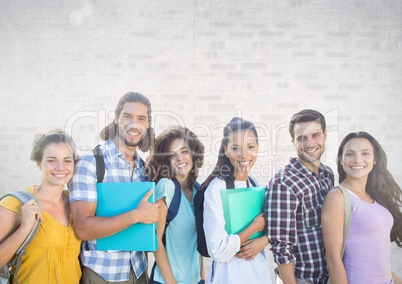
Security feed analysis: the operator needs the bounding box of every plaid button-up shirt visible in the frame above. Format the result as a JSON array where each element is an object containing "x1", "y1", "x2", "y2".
[
  {"x1": 266, "y1": 158, "x2": 333, "y2": 284},
  {"x1": 70, "y1": 139, "x2": 148, "y2": 282}
]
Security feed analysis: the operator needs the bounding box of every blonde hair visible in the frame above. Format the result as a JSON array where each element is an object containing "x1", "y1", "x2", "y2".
[{"x1": 30, "y1": 129, "x2": 78, "y2": 162}]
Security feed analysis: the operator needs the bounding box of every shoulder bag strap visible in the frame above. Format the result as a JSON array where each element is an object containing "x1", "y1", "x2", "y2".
[{"x1": 338, "y1": 185, "x2": 352, "y2": 257}]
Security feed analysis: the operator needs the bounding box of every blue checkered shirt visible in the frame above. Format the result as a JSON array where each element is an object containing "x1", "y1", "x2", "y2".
[
  {"x1": 265, "y1": 158, "x2": 333, "y2": 284},
  {"x1": 70, "y1": 139, "x2": 148, "y2": 282}
]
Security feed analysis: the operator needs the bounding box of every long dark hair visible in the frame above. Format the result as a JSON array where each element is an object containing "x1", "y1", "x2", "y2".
[
  {"x1": 337, "y1": 131, "x2": 402, "y2": 247},
  {"x1": 145, "y1": 125, "x2": 204, "y2": 188},
  {"x1": 200, "y1": 117, "x2": 258, "y2": 191},
  {"x1": 99, "y1": 92, "x2": 155, "y2": 152}
]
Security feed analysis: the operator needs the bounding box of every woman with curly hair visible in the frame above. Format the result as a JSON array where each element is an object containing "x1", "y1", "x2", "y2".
[
  {"x1": 146, "y1": 125, "x2": 205, "y2": 284},
  {"x1": 322, "y1": 131, "x2": 402, "y2": 284}
]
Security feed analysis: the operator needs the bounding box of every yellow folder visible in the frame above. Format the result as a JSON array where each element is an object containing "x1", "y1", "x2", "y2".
[{"x1": 221, "y1": 186, "x2": 265, "y2": 239}]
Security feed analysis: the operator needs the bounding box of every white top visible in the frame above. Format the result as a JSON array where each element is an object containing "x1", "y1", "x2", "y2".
[{"x1": 203, "y1": 177, "x2": 272, "y2": 284}]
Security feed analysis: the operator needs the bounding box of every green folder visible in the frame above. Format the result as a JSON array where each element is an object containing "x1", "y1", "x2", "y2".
[
  {"x1": 221, "y1": 186, "x2": 265, "y2": 239},
  {"x1": 95, "y1": 181, "x2": 158, "y2": 251}
]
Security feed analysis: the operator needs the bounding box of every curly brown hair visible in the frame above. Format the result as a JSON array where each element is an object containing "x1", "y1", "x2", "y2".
[{"x1": 146, "y1": 125, "x2": 204, "y2": 188}]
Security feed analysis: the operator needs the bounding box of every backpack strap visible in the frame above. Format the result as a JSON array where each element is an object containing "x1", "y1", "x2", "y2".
[
  {"x1": 338, "y1": 185, "x2": 352, "y2": 257},
  {"x1": 150, "y1": 177, "x2": 182, "y2": 280},
  {"x1": 10, "y1": 191, "x2": 42, "y2": 254},
  {"x1": 224, "y1": 176, "x2": 257, "y2": 189},
  {"x1": 194, "y1": 183, "x2": 209, "y2": 257},
  {"x1": 150, "y1": 179, "x2": 201, "y2": 280},
  {"x1": 167, "y1": 178, "x2": 200, "y2": 227},
  {"x1": 5, "y1": 190, "x2": 42, "y2": 211},
  {"x1": 1, "y1": 190, "x2": 42, "y2": 284},
  {"x1": 92, "y1": 145, "x2": 105, "y2": 183},
  {"x1": 92, "y1": 145, "x2": 145, "y2": 183},
  {"x1": 166, "y1": 177, "x2": 182, "y2": 226},
  {"x1": 86, "y1": 145, "x2": 105, "y2": 251},
  {"x1": 224, "y1": 177, "x2": 235, "y2": 189},
  {"x1": 248, "y1": 176, "x2": 257, "y2": 187}
]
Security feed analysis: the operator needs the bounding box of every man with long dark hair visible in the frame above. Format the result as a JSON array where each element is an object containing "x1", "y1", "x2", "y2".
[{"x1": 70, "y1": 92, "x2": 160, "y2": 284}]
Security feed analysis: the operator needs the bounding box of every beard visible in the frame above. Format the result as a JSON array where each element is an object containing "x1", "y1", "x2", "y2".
[
  {"x1": 115, "y1": 129, "x2": 144, "y2": 148},
  {"x1": 115, "y1": 123, "x2": 149, "y2": 151},
  {"x1": 124, "y1": 138, "x2": 142, "y2": 147}
]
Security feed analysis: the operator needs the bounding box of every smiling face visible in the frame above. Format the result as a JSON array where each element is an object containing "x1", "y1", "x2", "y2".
[
  {"x1": 340, "y1": 137, "x2": 375, "y2": 181},
  {"x1": 169, "y1": 138, "x2": 194, "y2": 179},
  {"x1": 115, "y1": 102, "x2": 149, "y2": 149},
  {"x1": 292, "y1": 121, "x2": 326, "y2": 171},
  {"x1": 37, "y1": 142, "x2": 75, "y2": 187},
  {"x1": 224, "y1": 129, "x2": 259, "y2": 180}
]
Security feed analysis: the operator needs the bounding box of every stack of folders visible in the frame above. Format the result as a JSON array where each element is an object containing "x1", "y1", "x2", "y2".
[
  {"x1": 95, "y1": 182, "x2": 158, "y2": 251},
  {"x1": 221, "y1": 186, "x2": 265, "y2": 239}
]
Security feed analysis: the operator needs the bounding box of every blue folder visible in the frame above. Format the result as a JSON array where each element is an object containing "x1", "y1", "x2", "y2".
[
  {"x1": 95, "y1": 182, "x2": 158, "y2": 251},
  {"x1": 221, "y1": 186, "x2": 265, "y2": 239}
]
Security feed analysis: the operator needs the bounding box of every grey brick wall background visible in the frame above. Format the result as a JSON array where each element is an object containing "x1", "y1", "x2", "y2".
[{"x1": 1, "y1": 0, "x2": 401, "y2": 277}]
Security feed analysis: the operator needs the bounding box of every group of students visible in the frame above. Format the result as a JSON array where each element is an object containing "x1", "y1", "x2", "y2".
[{"x1": 0, "y1": 92, "x2": 401, "y2": 284}]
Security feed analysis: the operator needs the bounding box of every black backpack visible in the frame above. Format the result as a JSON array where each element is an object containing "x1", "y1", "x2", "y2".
[
  {"x1": 149, "y1": 177, "x2": 200, "y2": 280},
  {"x1": 193, "y1": 176, "x2": 256, "y2": 257}
]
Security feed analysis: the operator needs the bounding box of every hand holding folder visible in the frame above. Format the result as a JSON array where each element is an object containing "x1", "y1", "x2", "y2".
[
  {"x1": 95, "y1": 182, "x2": 158, "y2": 251},
  {"x1": 221, "y1": 186, "x2": 265, "y2": 239},
  {"x1": 135, "y1": 189, "x2": 160, "y2": 224}
]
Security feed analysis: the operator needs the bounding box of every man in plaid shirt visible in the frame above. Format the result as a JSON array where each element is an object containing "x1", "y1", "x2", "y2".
[
  {"x1": 70, "y1": 92, "x2": 160, "y2": 283},
  {"x1": 266, "y1": 109, "x2": 334, "y2": 284}
]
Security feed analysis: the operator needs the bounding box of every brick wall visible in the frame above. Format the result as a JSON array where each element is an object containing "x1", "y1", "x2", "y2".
[{"x1": 1, "y1": 0, "x2": 401, "y2": 190}]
